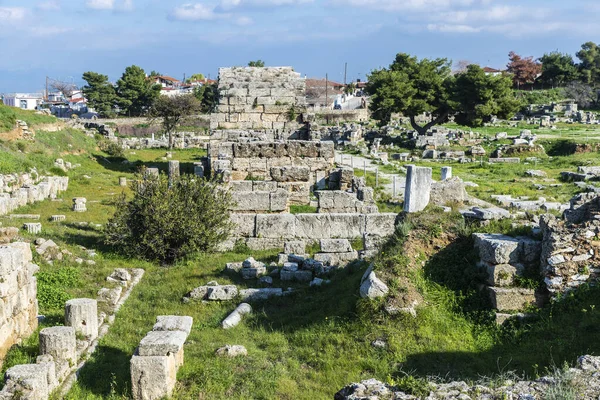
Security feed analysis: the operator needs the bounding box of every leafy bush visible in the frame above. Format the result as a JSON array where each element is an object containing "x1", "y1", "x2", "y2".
[
  {"x1": 105, "y1": 171, "x2": 234, "y2": 263},
  {"x1": 99, "y1": 140, "x2": 125, "y2": 158},
  {"x1": 37, "y1": 266, "x2": 80, "y2": 312}
]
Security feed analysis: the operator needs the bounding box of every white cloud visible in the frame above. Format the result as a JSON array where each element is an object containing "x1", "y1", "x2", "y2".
[
  {"x1": 0, "y1": 7, "x2": 27, "y2": 21},
  {"x1": 219, "y1": 0, "x2": 313, "y2": 10},
  {"x1": 85, "y1": 0, "x2": 133, "y2": 11},
  {"x1": 86, "y1": 0, "x2": 114, "y2": 10},
  {"x1": 172, "y1": 3, "x2": 221, "y2": 20},
  {"x1": 37, "y1": 1, "x2": 61, "y2": 11},
  {"x1": 427, "y1": 23, "x2": 480, "y2": 33},
  {"x1": 331, "y1": 0, "x2": 476, "y2": 12}
]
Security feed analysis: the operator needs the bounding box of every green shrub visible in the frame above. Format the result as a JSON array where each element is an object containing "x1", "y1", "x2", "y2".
[
  {"x1": 105, "y1": 171, "x2": 235, "y2": 263},
  {"x1": 36, "y1": 266, "x2": 79, "y2": 311},
  {"x1": 99, "y1": 140, "x2": 125, "y2": 158}
]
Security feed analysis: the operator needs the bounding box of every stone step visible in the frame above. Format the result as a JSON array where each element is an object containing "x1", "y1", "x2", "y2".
[{"x1": 488, "y1": 287, "x2": 537, "y2": 311}]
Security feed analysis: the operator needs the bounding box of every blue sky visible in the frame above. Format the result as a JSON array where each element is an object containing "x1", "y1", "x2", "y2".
[{"x1": 0, "y1": 0, "x2": 598, "y2": 92}]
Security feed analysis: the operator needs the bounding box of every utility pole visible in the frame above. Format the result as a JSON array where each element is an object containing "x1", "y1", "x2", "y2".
[
  {"x1": 45, "y1": 76, "x2": 49, "y2": 101},
  {"x1": 325, "y1": 73, "x2": 329, "y2": 110},
  {"x1": 344, "y1": 62, "x2": 347, "y2": 85}
]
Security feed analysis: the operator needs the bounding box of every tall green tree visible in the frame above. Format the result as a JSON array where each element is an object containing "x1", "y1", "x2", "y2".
[
  {"x1": 186, "y1": 73, "x2": 205, "y2": 82},
  {"x1": 366, "y1": 53, "x2": 454, "y2": 133},
  {"x1": 116, "y1": 65, "x2": 161, "y2": 116},
  {"x1": 193, "y1": 83, "x2": 219, "y2": 114},
  {"x1": 453, "y1": 65, "x2": 521, "y2": 126},
  {"x1": 248, "y1": 60, "x2": 265, "y2": 67},
  {"x1": 151, "y1": 94, "x2": 200, "y2": 149},
  {"x1": 539, "y1": 52, "x2": 578, "y2": 87},
  {"x1": 366, "y1": 53, "x2": 520, "y2": 131},
  {"x1": 576, "y1": 42, "x2": 600, "y2": 86},
  {"x1": 81, "y1": 72, "x2": 117, "y2": 117}
]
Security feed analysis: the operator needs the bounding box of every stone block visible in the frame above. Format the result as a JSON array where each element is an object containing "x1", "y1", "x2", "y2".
[
  {"x1": 518, "y1": 237, "x2": 542, "y2": 264},
  {"x1": 320, "y1": 239, "x2": 353, "y2": 253},
  {"x1": 3, "y1": 363, "x2": 51, "y2": 400},
  {"x1": 231, "y1": 191, "x2": 271, "y2": 211},
  {"x1": 488, "y1": 287, "x2": 536, "y2": 311},
  {"x1": 138, "y1": 330, "x2": 187, "y2": 360},
  {"x1": 473, "y1": 233, "x2": 521, "y2": 265},
  {"x1": 239, "y1": 288, "x2": 283, "y2": 301},
  {"x1": 131, "y1": 355, "x2": 177, "y2": 400},
  {"x1": 255, "y1": 214, "x2": 296, "y2": 238},
  {"x1": 284, "y1": 240, "x2": 306, "y2": 255},
  {"x1": 65, "y1": 298, "x2": 99, "y2": 340},
  {"x1": 153, "y1": 316, "x2": 193, "y2": 336},
  {"x1": 270, "y1": 166, "x2": 310, "y2": 182},
  {"x1": 230, "y1": 214, "x2": 256, "y2": 237},
  {"x1": 485, "y1": 263, "x2": 523, "y2": 287},
  {"x1": 23, "y1": 222, "x2": 42, "y2": 234},
  {"x1": 365, "y1": 214, "x2": 397, "y2": 237},
  {"x1": 206, "y1": 285, "x2": 239, "y2": 300},
  {"x1": 360, "y1": 271, "x2": 389, "y2": 299},
  {"x1": 403, "y1": 165, "x2": 432, "y2": 213},
  {"x1": 39, "y1": 326, "x2": 76, "y2": 379},
  {"x1": 270, "y1": 189, "x2": 288, "y2": 211},
  {"x1": 72, "y1": 197, "x2": 87, "y2": 212}
]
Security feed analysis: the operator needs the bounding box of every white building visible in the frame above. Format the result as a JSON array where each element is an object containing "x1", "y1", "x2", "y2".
[{"x1": 3, "y1": 93, "x2": 43, "y2": 110}]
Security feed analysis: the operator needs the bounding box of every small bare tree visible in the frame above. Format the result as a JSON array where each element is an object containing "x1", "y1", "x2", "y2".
[
  {"x1": 50, "y1": 79, "x2": 77, "y2": 98},
  {"x1": 151, "y1": 94, "x2": 200, "y2": 149}
]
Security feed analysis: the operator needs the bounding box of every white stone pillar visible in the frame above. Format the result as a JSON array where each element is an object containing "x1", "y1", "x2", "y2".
[
  {"x1": 65, "y1": 298, "x2": 99, "y2": 341},
  {"x1": 441, "y1": 166, "x2": 452, "y2": 181}
]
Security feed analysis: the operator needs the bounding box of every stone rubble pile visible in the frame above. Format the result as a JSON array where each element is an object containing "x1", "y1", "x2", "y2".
[{"x1": 335, "y1": 355, "x2": 600, "y2": 400}]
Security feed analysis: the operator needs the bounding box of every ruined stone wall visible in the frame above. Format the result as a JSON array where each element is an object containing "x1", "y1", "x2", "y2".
[
  {"x1": 224, "y1": 212, "x2": 398, "y2": 251},
  {"x1": 0, "y1": 174, "x2": 69, "y2": 216},
  {"x1": 0, "y1": 243, "x2": 38, "y2": 365},
  {"x1": 211, "y1": 67, "x2": 306, "y2": 131},
  {"x1": 540, "y1": 193, "x2": 600, "y2": 295}
]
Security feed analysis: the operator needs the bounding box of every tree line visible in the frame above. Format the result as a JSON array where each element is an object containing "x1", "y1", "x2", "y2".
[{"x1": 81, "y1": 65, "x2": 217, "y2": 118}]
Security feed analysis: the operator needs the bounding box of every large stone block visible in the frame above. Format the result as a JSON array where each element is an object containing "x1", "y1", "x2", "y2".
[
  {"x1": 320, "y1": 239, "x2": 353, "y2": 253},
  {"x1": 404, "y1": 165, "x2": 432, "y2": 213},
  {"x1": 131, "y1": 355, "x2": 177, "y2": 400},
  {"x1": 488, "y1": 287, "x2": 536, "y2": 311},
  {"x1": 231, "y1": 191, "x2": 271, "y2": 211},
  {"x1": 255, "y1": 214, "x2": 296, "y2": 238},
  {"x1": 153, "y1": 316, "x2": 193, "y2": 336},
  {"x1": 39, "y1": 326, "x2": 76, "y2": 379},
  {"x1": 65, "y1": 298, "x2": 99, "y2": 340},
  {"x1": 473, "y1": 233, "x2": 521, "y2": 265},
  {"x1": 365, "y1": 214, "x2": 397, "y2": 237},
  {"x1": 230, "y1": 214, "x2": 256, "y2": 237},
  {"x1": 138, "y1": 330, "x2": 187, "y2": 359},
  {"x1": 270, "y1": 166, "x2": 311, "y2": 182},
  {"x1": 270, "y1": 189, "x2": 288, "y2": 211}
]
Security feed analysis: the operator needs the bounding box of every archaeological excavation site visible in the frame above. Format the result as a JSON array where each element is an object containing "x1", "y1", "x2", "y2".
[{"x1": 2, "y1": 56, "x2": 600, "y2": 400}]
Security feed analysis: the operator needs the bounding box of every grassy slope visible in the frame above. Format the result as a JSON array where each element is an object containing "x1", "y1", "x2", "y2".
[
  {"x1": 0, "y1": 103, "x2": 56, "y2": 133},
  {"x1": 0, "y1": 128, "x2": 600, "y2": 398}
]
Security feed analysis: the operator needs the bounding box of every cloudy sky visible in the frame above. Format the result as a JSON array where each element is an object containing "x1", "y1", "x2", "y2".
[{"x1": 0, "y1": 0, "x2": 597, "y2": 92}]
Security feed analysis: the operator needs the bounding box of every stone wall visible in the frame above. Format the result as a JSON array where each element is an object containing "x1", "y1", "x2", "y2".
[
  {"x1": 225, "y1": 212, "x2": 398, "y2": 251},
  {"x1": 211, "y1": 67, "x2": 307, "y2": 131},
  {"x1": 0, "y1": 173, "x2": 69, "y2": 216},
  {"x1": 540, "y1": 193, "x2": 600, "y2": 295},
  {"x1": 0, "y1": 243, "x2": 38, "y2": 366}
]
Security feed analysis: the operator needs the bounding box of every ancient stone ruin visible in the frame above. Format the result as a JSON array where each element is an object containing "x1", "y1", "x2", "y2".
[{"x1": 210, "y1": 67, "x2": 306, "y2": 132}]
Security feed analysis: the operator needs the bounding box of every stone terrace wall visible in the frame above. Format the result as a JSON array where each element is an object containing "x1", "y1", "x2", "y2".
[
  {"x1": 224, "y1": 212, "x2": 398, "y2": 251},
  {"x1": 210, "y1": 141, "x2": 334, "y2": 205},
  {"x1": 0, "y1": 174, "x2": 69, "y2": 216},
  {"x1": 211, "y1": 67, "x2": 306, "y2": 131},
  {"x1": 0, "y1": 243, "x2": 38, "y2": 366}
]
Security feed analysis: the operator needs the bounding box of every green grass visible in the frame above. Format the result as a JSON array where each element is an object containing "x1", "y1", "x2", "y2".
[
  {"x1": 290, "y1": 204, "x2": 317, "y2": 214},
  {"x1": 0, "y1": 103, "x2": 57, "y2": 132},
  {"x1": 2, "y1": 127, "x2": 600, "y2": 398}
]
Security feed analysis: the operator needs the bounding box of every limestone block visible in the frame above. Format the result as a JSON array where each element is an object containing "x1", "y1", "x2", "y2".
[
  {"x1": 319, "y1": 141, "x2": 335, "y2": 159},
  {"x1": 222, "y1": 303, "x2": 252, "y2": 329},
  {"x1": 473, "y1": 233, "x2": 521, "y2": 265},
  {"x1": 39, "y1": 326, "x2": 76, "y2": 379},
  {"x1": 253, "y1": 181, "x2": 278, "y2": 192},
  {"x1": 441, "y1": 166, "x2": 452, "y2": 181},
  {"x1": 316, "y1": 191, "x2": 360, "y2": 213},
  {"x1": 131, "y1": 355, "x2": 177, "y2": 400},
  {"x1": 284, "y1": 240, "x2": 306, "y2": 255},
  {"x1": 51, "y1": 215, "x2": 66, "y2": 222},
  {"x1": 255, "y1": 214, "x2": 296, "y2": 238},
  {"x1": 230, "y1": 213, "x2": 256, "y2": 237},
  {"x1": 97, "y1": 286, "x2": 123, "y2": 309},
  {"x1": 230, "y1": 181, "x2": 254, "y2": 191},
  {"x1": 314, "y1": 251, "x2": 359, "y2": 266},
  {"x1": 138, "y1": 330, "x2": 187, "y2": 362},
  {"x1": 488, "y1": 287, "x2": 536, "y2": 311},
  {"x1": 320, "y1": 239, "x2": 353, "y2": 253},
  {"x1": 204, "y1": 285, "x2": 238, "y2": 301},
  {"x1": 403, "y1": 165, "x2": 432, "y2": 213},
  {"x1": 65, "y1": 298, "x2": 99, "y2": 340},
  {"x1": 241, "y1": 265, "x2": 267, "y2": 280},
  {"x1": 365, "y1": 214, "x2": 398, "y2": 238},
  {"x1": 231, "y1": 191, "x2": 271, "y2": 211},
  {"x1": 360, "y1": 271, "x2": 389, "y2": 299},
  {"x1": 270, "y1": 189, "x2": 288, "y2": 211},
  {"x1": 119, "y1": 177, "x2": 127, "y2": 187},
  {"x1": 3, "y1": 363, "x2": 51, "y2": 400},
  {"x1": 294, "y1": 214, "x2": 331, "y2": 239},
  {"x1": 485, "y1": 263, "x2": 523, "y2": 287},
  {"x1": 216, "y1": 345, "x2": 248, "y2": 357},
  {"x1": 153, "y1": 316, "x2": 193, "y2": 336},
  {"x1": 109, "y1": 268, "x2": 132, "y2": 282},
  {"x1": 328, "y1": 214, "x2": 364, "y2": 239},
  {"x1": 294, "y1": 270, "x2": 313, "y2": 282},
  {"x1": 518, "y1": 237, "x2": 542, "y2": 264},
  {"x1": 239, "y1": 288, "x2": 283, "y2": 301},
  {"x1": 270, "y1": 166, "x2": 310, "y2": 182},
  {"x1": 245, "y1": 238, "x2": 285, "y2": 250},
  {"x1": 277, "y1": 182, "x2": 311, "y2": 205}
]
